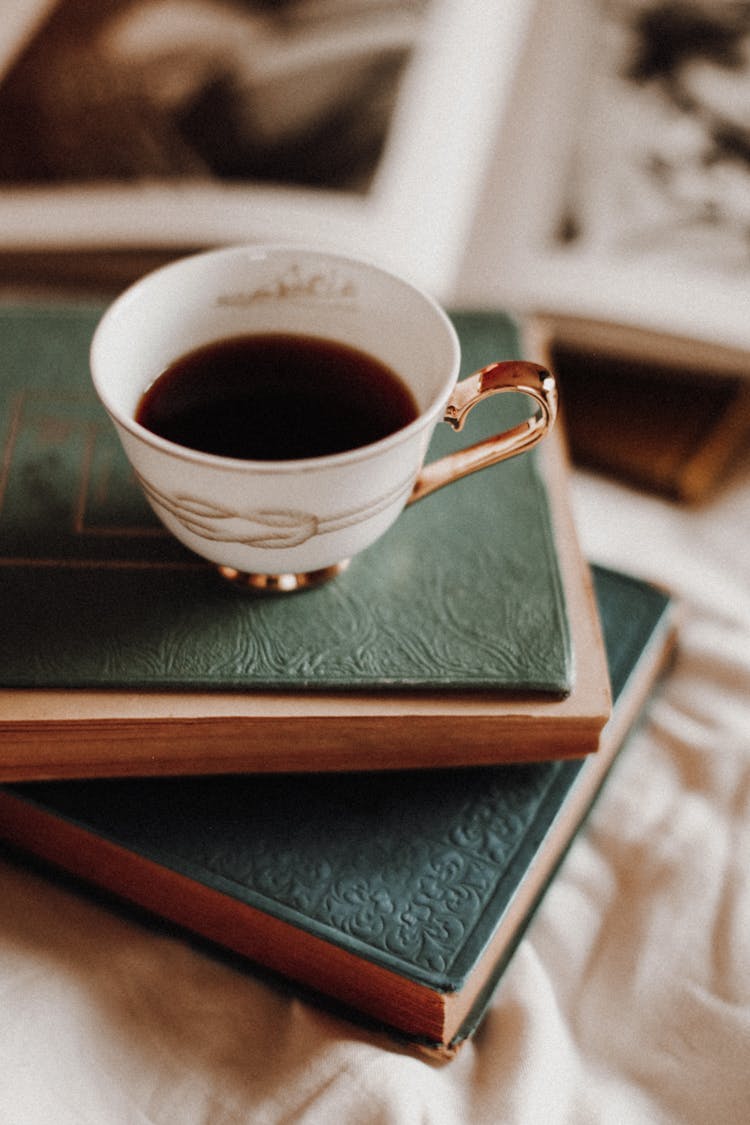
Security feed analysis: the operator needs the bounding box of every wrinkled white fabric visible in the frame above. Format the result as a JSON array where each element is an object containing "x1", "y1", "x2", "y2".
[{"x1": 1, "y1": 452, "x2": 749, "y2": 1125}]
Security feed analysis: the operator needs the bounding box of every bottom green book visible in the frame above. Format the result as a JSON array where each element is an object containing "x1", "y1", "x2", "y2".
[{"x1": 0, "y1": 567, "x2": 676, "y2": 1055}]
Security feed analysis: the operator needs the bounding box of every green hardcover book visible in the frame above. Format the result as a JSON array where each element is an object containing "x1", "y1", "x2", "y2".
[
  {"x1": 0, "y1": 567, "x2": 677, "y2": 1054},
  {"x1": 0, "y1": 304, "x2": 610, "y2": 778}
]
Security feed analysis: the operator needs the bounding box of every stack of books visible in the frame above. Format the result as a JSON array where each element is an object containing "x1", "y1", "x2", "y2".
[{"x1": 0, "y1": 304, "x2": 677, "y2": 1055}]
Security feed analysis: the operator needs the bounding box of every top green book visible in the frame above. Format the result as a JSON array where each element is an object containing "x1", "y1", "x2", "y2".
[{"x1": 0, "y1": 304, "x2": 610, "y2": 779}]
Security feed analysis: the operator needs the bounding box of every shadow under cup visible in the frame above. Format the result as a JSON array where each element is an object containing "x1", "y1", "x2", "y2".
[{"x1": 90, "y1": 245, "x2": 462, "y2": 591}]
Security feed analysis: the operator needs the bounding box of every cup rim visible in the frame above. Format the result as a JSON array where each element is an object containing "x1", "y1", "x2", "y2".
[{"x1": 90, "y1": 243, "x2": 461, "y2": 473}]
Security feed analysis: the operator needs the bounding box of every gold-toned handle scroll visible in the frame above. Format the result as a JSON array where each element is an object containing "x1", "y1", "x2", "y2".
[{"x1": 408, "y1": 361, "x2": 557, "y2": 506}]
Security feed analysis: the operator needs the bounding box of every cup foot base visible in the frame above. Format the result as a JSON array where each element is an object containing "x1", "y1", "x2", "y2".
[{"x1": 216, "y1": 560, "x2": 351, "y2": 593}]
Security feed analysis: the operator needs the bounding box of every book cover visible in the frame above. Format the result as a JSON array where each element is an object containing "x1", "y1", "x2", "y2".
[
  {"x1": 0, "y1": 566, "x2": 677, "y2": 1053},
  {"x1": 0, "y1": 305, "x2": 569, "y2": 692},
  {"x1": 530, "y1": 315, "x2": 750, "y2": 503},
  {"x1": 0, "y1": 304, "x2": 611, "y2": 778}
]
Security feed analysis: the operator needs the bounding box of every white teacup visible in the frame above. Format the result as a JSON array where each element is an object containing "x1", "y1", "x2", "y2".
[{"x1": 91, "y1": 245, "x2": 557, "y2": 591}]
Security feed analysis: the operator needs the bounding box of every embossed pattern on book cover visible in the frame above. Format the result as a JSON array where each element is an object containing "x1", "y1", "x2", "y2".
[
  {"x1": 4, "y1": 569, "x2": 671, "y2": 996},
  {"x1": 0, "y1": 307, "x2": 570, "y2": 692}
]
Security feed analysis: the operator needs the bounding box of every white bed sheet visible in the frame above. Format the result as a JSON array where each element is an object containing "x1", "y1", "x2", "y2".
[{"x1": 1, "y1": 453, "x2": 749, "y2": 1125}]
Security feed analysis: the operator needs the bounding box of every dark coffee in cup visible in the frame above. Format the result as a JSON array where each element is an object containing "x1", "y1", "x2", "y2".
[{"x1": 135, "y1": 333, "x2": 419, "y2": 460}]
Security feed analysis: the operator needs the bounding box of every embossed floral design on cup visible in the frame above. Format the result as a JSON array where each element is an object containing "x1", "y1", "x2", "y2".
[{"x1": 91, "y1": 245, "x2": 557, "y2": 592}]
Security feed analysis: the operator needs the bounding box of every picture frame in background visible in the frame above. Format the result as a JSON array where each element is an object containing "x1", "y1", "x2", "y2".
[
  {"x1": 459, "y1": 0, "x2": 750, "y2": 359},
  {"x1": 0, "y1": 0, "x2": 534, "y2": 299}
]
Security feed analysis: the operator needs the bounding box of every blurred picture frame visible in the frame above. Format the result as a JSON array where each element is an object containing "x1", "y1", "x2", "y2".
[
  {"x1": 0, "y1": 0, "x2": 533, "y2": 299},
  {"x1": 459, "y1": 0, "x2": 750, "y2": 360}
]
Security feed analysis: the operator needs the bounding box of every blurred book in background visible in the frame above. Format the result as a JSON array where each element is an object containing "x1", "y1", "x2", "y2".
[{"x1": 529, "y1": 313, "x2": 750, "y2": 503}]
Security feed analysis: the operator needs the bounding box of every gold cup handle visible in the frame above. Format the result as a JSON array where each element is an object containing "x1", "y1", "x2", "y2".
[{"x1": 408, "y1": 361, "x2": 558, "y2": 506}]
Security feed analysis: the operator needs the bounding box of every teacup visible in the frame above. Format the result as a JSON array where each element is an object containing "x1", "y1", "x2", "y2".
[{"x1": 90, "y1": 245, "x2": 557, "y2": 591}]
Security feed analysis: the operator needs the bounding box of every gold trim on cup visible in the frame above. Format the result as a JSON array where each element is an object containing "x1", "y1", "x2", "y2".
[
  {"x1": 408, "y1": 361, "x2": 557, "y2": 506},
  {"x1": 217, "y1": 560, "x2": 351, "y2": 593}
]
